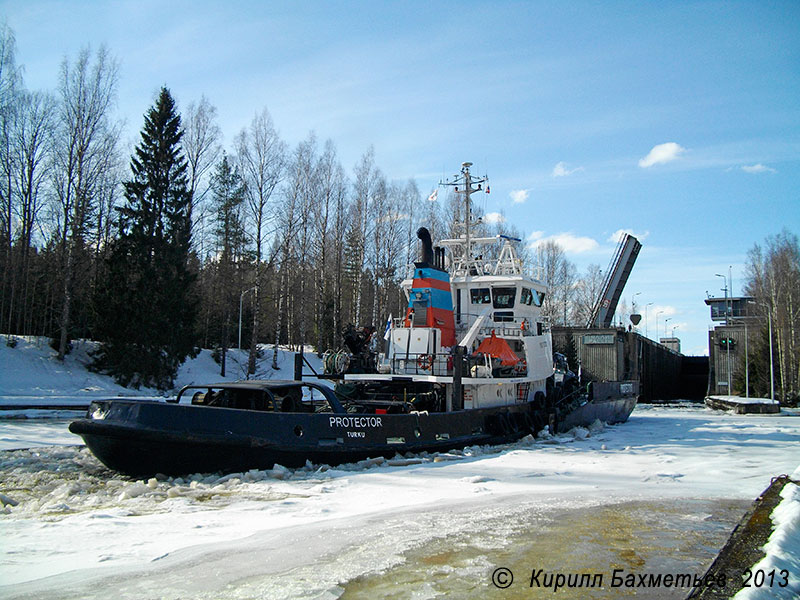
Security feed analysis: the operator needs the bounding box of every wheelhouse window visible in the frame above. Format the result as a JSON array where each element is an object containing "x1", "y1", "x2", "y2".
[
  {"x1": 520, "y1": 287, "x2": 544, "y2": 307},
  {"x1": 521, "y1": 288, "x2": 533, "y2": 305},
  {"x1": 470, "y1": 288, "x2": 491, "y2": 304},
  {"x1": 492, "y1": 287, "x2": 516, "y2": 309}
]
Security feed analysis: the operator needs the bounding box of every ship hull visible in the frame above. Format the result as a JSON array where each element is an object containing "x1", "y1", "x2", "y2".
[
  {"x1": 70, "y1": 387, "x2": 637, "y2": 476},
  {"x1": 559, "y1": 396, "x2": 638, "y2": 431},
  {"x1": 70, "y1": 400, "x2": 536, "y2": 476}
]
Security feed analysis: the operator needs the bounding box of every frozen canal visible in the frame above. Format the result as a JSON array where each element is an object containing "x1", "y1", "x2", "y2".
[{"x1": 1, "y1": 404, "x2": 798, "y2": 599}]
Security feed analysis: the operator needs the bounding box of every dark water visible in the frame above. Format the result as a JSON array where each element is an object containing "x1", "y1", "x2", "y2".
[{"x1": 339, "y1": 498, "x2": 749, "y2": 600}]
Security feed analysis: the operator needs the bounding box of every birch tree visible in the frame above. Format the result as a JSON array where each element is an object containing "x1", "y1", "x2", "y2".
[
  {"x1": 5, "y1": 90, "x2": 56, "y2": 333},
  {"x1": 0, "y1": 22, "x2": 21, "y2": 335},
  {"x1": 235, "y1": 107, "x2": 285, "y2": 374},
  {"x1": 183, "y1": 95, "x2": 221, "y2": 256},
  {"x1": 347, "y1": 147, "x2": 380, "y2": 326},
  {"x1": 311, "y1": 140, "x2": 348, "y2": 351},
  {"x1": 538, "y1": 240, "x2": 565, "y2": 325},
  {"x1": 572, "y1": 263, "x2": 603, "y2": 326},
  {"x1": 744, "y1": 230, "x2": 800, "y2": 403},
  {"x1": 53, "y1": 45, "x2": 120, "y2": 359}
]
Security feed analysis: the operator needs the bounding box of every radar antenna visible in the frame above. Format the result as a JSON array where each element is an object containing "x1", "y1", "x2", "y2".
[{"x1": 440, "y1": 161, "x2": 488, "y2": 262}]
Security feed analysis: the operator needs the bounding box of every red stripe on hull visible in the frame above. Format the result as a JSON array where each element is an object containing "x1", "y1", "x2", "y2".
[{"x1": 412, "y1": 277, "x2": 451, "y2": 293}]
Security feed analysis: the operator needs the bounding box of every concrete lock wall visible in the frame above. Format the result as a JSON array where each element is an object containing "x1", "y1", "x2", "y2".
[{"x1": 552, "y1": 327, "x2": 701, "y2": 402}]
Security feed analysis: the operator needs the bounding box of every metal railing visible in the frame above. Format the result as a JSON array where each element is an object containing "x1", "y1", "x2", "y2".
[{"x1": 387, "y1": 351, "x2": 528, "y2": 379}]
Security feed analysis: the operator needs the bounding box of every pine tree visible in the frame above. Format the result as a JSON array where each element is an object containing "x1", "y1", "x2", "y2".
[{"x1": 93, "y1": 87, "x2": 196, "y2": 389}]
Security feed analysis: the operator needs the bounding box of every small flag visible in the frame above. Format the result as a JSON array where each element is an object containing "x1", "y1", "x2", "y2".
[
  {"x1": 485, "y1": 185, "x2": 490, "y2": 194},
  {"x1": 384, "y1": 314, "x2": 392, "y2": 340},
  {"x1": 427, "y1": 188, "x2": 438, "y2": 202}
]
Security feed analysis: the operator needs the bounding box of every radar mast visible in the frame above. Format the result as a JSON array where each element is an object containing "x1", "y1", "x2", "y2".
[{"x1": 440, "y1": 161, "x2": 488, "y2": 272}]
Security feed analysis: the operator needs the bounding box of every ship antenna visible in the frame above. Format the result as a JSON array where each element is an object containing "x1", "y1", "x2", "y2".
[{"x1": 440, "y1": 161, "x2": 488, "y2": 265}]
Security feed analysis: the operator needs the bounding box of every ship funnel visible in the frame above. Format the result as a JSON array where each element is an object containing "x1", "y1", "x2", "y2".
[{"x1": 417, "y1": 227, "x2": 434, "y2": 266}]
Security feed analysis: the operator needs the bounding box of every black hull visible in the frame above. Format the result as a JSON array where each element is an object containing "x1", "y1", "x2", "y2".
[
  {"x1": 559, "y1": 396, "x2": 638, "y2": 431},
  {"x1": 70, "y1": 390, "x2": 638, "y2": 477}
]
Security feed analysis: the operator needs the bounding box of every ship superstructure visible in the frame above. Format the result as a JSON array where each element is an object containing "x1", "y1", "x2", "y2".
[{"x1": 344, "y1": 162, "x2": 553, "y2": 412}]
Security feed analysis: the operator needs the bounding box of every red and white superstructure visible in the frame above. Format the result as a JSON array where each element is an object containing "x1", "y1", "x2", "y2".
[{"x1": 346, "y1": 162, "x2": 554, "y2": 410}]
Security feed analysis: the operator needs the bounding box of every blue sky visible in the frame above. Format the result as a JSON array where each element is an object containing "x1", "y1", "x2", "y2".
[{"x1": 3, "y1": 0, "x2": 799, "y2": 355}]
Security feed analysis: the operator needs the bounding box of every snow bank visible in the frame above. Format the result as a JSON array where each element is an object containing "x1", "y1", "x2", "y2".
[
  {"x1": 732, "y1": 467, "x2": 800, "y2": 600},
  {"x1": 708, "y1": 395, "x2": 780, "y2": 406},
  {"x1": 0, "y1": 337, "x2": 324, "y2": 409},
  {"x1": 0, "y1": 338, "x2": 134, "y2": 400}
]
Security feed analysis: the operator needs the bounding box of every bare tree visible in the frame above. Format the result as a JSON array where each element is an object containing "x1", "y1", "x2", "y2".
[
  {"x1": 4, "y1": 91, "x2": 56, "y2": 333},
  {"x1": 235, "y1": 107, "x2": 285, "y2": 374},
  {"x1": 183, "y1": 95, "x2": 221, "y2": 256},
  {"x1": 293, "y1": 133, "x2": 319, "y2": 353},
  {"x1": 311, "y1": 139, "x2": 348, "y2": 352},
  {"x1": 270, "y1": 136, "x2": 314, "y2": 367},
  {"x1": 537, "y1": 240, "x2": 578, "y2": 326},
  {"x1": 0, "y1": 21, "x2": 22, "y2": 334},
  {"x1": 371, "y1": 180, "x2": 406, "y2": 327},
  {"x1": 347, "y1": 147, "x2": 380, "y2": 326},
  {"x1": 13, "y1": 91, "x2": 56, "y2": 248},
  {"x1": 368, "y1": 172, "x2": 388, "y2": 326},
  {"x1": 744, "y1": 230, "x2": 800, "y2": 402},
  {"x1": 53, "y1": 45, "x2": 120, "y2": 359},
  {"x1": 571, "y1": 263, "x2": 603, "y2": 326},
  {"x1": 320, "y1": 142, "x2": 349, "y2": 350}
]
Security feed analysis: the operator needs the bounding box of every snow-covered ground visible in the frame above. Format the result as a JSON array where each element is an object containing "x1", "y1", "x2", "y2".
[
  {"x1": 708, "y1": 395, "x2": 781, "y2": 406},
  {"x1": 0, "y1": 337, "x2": 309, "y2": 411},
  {"x1": 1, "y1": 338, "x2": 799, "y2": 599}
]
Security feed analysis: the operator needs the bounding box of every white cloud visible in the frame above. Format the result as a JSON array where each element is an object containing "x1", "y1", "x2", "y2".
[
  {"x1": 509, "y1": 189, "x2": 529, "y2": 204},
  {"x1": 649, "y1": 305, "x2": 677, "y2": 318},
  {"x1": 528, "y1": 232, "x2": 599, "y2": 254},
  {"x1": 741, "y1": 163, "x2": 776, "y2": 174},
  {"x1": 607, "y1": 228, "x2": 650, "y2": 243},
  {"x1": 483, "y1": 212, "x2": 505, "y2": 224},
  {"x1": 552, "y1": 161, "x2": 584, "y2": 177},
  {"x1": 638, "y1": 142, "x2": 686, "y2": 168}
]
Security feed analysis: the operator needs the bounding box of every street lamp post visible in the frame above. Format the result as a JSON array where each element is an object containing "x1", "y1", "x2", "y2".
[
  {"x1": 656, "y1": 310, "x2": 664, "y2": 343},
  {"x1": 664, "y1": 317, "x2": 672, "y2": 338},
  {"x1": 645, "y1": 302, "x2": 653, "y2": 339},
  {"x1": 632, "y1": 292, "x2": 641, "y2": 320},
  {"x1": 238, "y1": 286, "x2": 257, "y2": 350}
]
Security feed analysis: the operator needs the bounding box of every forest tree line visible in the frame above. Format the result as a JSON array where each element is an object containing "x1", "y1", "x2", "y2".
[
  {"x1": 0, "y1": 30, "x2": 606, "y2": 387},
  {"x1": 741, "y1": 230, "x2": 800, "y2": 403},
  {"x1": 2, "y1": 27, "x2": 795, "y2": 398}
]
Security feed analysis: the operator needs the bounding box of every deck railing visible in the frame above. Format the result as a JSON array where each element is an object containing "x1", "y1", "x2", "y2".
[{"x1": 385, "y1": 351, "x2": 528, "y2": 379}]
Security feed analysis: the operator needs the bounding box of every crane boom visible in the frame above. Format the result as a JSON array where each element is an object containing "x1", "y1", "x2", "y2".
[{"x1": 587, "y1": 233, "x2": 642, "y2": 328}]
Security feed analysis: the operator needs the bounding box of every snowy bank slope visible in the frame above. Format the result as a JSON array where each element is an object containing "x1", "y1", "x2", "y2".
[{"x1": 0, "y1": 336, "x2": 321, "y2": 408}]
